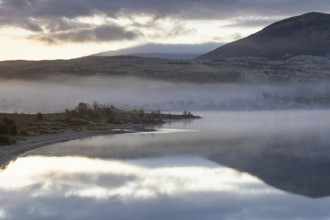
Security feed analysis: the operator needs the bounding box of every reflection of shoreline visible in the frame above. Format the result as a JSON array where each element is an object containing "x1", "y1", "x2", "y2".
[
  {"x1": 0, "y1": 129, "x2": 144, "y2": 170},
  {"x1": 210, "y1": 152, "x2": 330, "y2": 199}
]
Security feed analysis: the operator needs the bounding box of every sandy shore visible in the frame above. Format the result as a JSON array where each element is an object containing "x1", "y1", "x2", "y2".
[{"x1": 0, "y1": 129, "x2": 139, "y2": 169}]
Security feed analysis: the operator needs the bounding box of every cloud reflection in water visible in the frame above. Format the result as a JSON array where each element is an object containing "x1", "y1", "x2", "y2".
[
  {"x1": 0, "y1": 156, "x2": 270, "y2": 199},
  {"x1": 0, "y1": 155, "x2": 284, "y2": 219},
  {"x1": 1, "y1": 155, "x2": 330, "y2": 220}
]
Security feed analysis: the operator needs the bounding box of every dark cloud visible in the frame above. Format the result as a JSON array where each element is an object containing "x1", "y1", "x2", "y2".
[
  {"x1": 0, "y1": 0, "x2": 330, "y2": 43},
  {"x1": 23, "y1": 19, "x2": 43, "y2": 32},
  {"x1": 44, "y1": 18, "x2": 92, "y2": 32},
  {"x1": 0, "y1": 15, "x2": 43, "y2": 32},
  {"x1": 32, "y1": 24, "x2": 138, "y2": 43},
  {"x1": 1, "y1": 0, "x2": 330, "y2": 24}
]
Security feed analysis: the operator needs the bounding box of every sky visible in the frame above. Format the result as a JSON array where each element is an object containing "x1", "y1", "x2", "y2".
[{"x1": 0, "y1": 0, "x2": 329, "y2": 60}]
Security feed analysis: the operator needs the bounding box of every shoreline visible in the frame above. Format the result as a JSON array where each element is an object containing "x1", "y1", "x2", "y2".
[
  {"x1": 0, "y1": 109, "x2": 201, "y2": 170},
  {"x1": 0, "y1": 128, "x2": 148, "y2": 170}
]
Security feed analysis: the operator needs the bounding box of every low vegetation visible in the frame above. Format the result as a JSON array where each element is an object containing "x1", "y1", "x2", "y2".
[
  {"x1": 0, "y1": 117, "x2": 18, "y2": 145},
  {"x1": 0, "y1": 103, "x2": 200, "y2": 146},
  {"x1": 64, "y1": 102, "x2": 166, "y2": 125}
]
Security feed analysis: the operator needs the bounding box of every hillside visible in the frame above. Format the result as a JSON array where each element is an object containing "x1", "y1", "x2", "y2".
[
  {"x1": 0, "y1": 56, "x2": 234, "y2": 82},
  {"x1": 1, "y1": 55, "x2": 330, "y2": 83},
  {"x1": 199, "y1": 12, "x2": 330, "y2": 60}
]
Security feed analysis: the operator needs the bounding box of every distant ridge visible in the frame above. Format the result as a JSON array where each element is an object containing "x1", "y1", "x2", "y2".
[
  {"x1": 199, "y1": 12, "x2": 330, "y2": 60},
  {"x1": 94, "y1": 43, "x2": 219, "y2": 60}
]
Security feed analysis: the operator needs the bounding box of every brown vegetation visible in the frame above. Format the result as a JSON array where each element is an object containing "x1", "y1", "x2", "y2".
[{"x1": 0, "y1": 103, "x2": 200, "y2": 146}]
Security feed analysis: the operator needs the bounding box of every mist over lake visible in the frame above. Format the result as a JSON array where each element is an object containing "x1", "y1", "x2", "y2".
[{"x1": 1, "y1": 77, "x2": 330, "y2": 113}]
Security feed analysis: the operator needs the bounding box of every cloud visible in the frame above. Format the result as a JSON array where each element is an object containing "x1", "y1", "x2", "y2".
[
  {"x1": 32, "y1": 24, "x2": 138, "y2": 43},
  {"x1": 1, "y1": 1, "x2": 329, "y2": 25},
  {"x1": 0, "y1": 0, "x2": 330, "y2": 44},
  {"x1": 44, "y1": 18, "x2": 92, "y2": 32},
  {"x1": 223, "y1": 17, "x2": 281, "y2": 28}
]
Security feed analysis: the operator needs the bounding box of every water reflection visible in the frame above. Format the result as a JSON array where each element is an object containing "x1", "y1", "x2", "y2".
[
  {"x1": 2, "y1": 155, "x2": 330, "y2": 220},
  {"x1": 24, "y1": 111, "x2": 330, "y2": 199},
  {"x1": 1, "y1": 110, "x2": 330, "y2": 219},
  {"x1": 0, "y1": 156, "x2": 266, "y2": 198}
]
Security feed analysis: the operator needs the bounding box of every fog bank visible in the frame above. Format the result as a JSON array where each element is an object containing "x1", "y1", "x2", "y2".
[{"x1": 1, "y1": 77, "x2": 330, "y2": 113}]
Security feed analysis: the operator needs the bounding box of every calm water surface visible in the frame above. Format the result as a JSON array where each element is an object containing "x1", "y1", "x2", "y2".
[{"x1": 1, "y1": 111, "x2": 330, "y2": 219}]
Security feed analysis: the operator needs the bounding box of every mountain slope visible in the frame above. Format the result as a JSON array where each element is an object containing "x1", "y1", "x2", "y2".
[
  {"x1": 199, "y1": 12, "x2": 330, "y2": 60},
  {"x1": 94, "y1": 43, "x2": 219, "y2": 60}
]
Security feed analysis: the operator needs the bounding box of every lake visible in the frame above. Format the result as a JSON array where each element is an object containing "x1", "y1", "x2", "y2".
[{"x1": 1, "y1": 110, "x2": 330, "y2": 219}]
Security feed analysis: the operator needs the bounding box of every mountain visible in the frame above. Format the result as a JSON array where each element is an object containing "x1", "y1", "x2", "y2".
[
  {"x1": 199, "y1": 12, "x2": 330, "y2": 60},
  {"x1": 2, "y1": 13, "x2": 330, "y2": 84},
  {"x1": 94, "y1": 43, "x2": 219, "y2": 60},
  {"x1": 100, "y1": 53, "x2": 199, "y2": 60}
]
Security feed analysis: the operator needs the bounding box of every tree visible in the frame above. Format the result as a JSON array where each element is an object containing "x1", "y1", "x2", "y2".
[
  {"x1": 77, "y1": 102, "x2": 89, "y2": 116},
  {"x1": 36, "y1": 112, "x2": 43, "y2": 120}
]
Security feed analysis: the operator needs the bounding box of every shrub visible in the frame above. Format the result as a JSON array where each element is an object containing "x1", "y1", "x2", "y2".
[
  {"x1": 107, "y1": 114, "x2": 115, "y2": 123},
  {"x1": 0, "y1": 135, "x2": 15, "y2": 145},
  {"x1": 0, "y1": 117, "x2": 18, "y2": 136},
  {"x1": 19, "y1": 129, "x2": 30, "y2": 136},
  {"x1": 0, "y1": 122, "x2": 9, "y2": 135},
  {"x1": 8, "y1": 124, "x2": 18, "y2": 135}
]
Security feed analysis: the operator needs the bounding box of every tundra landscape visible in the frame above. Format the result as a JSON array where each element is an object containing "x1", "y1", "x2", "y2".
[{"x1": 1, "y1": 2, "x2": 330, "y2": 219}]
